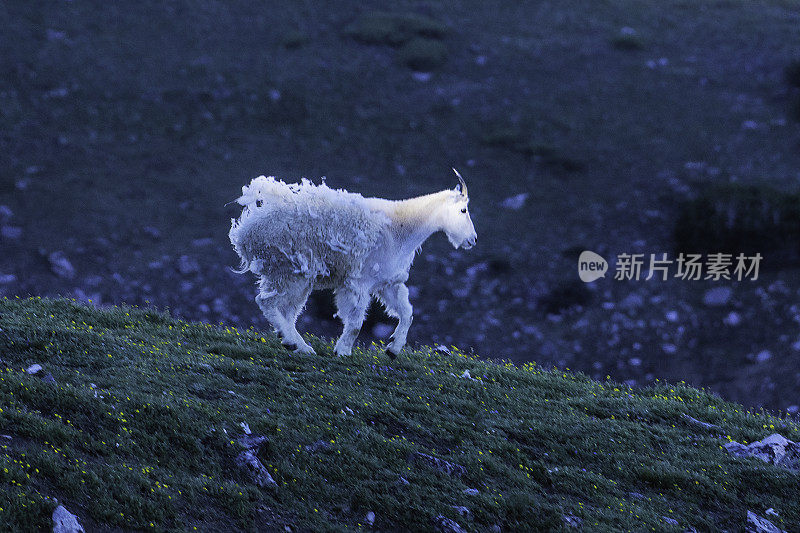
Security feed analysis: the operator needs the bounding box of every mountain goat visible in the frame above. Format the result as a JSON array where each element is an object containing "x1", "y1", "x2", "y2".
[{"x1": 229, "y1": 170, "x2": 477, "y2": 357}]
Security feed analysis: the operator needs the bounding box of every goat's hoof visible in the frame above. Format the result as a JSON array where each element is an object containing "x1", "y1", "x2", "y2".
[
  {"x1": 385, "y1": 348, "x2": 399, "y2": 360},
  {"x1": 281, "y1": 341, "x2": 298, "y2": 351}
]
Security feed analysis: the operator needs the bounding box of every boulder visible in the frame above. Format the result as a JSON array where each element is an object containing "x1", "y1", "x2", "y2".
[
  {"x1": 724, "y1": 434, "x2": 800, "y2": 471},
  {"x1": 746, "y1": 510, "x2": 785, "y2": 533},
  {"x1": 52, "y1": 505, "x2": 85, "y2": 533}
]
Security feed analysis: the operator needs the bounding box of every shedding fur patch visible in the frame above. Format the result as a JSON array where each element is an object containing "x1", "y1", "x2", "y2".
[{"x1": 229, "y1": 176, "x2": 390, "y2": 287}]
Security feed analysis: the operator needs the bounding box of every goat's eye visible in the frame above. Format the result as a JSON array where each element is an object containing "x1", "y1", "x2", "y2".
[{"x1": 460, "y1": 207, "x2": 467, "y2": 214}]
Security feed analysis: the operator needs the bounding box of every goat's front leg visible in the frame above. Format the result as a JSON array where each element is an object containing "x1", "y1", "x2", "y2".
[
  {"x1": 377, "y1": 283, "x2": 413, "y2": 359},
  {"x1": 333, "y1": 286, "x2": 370, "y2": 357}
]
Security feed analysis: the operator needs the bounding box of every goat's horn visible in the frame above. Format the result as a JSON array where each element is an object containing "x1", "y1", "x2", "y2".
[{"x1": 452, "y1": 168, "x2": 467, "y2": 198}]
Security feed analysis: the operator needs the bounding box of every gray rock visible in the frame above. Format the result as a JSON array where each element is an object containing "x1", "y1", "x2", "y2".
[
  {"x1": 434, "y1": 515, "x2": 466, "y2": 533},
  {"x1": 702, "y1": 286, "x2": 732, "y2": 307},
  {"x1": 365, "y1": 511, "x2": 375, "y2": 526},
  {"x1": 52, "y1": 504, "x2": 85, "y2": 533},
  {"x1": 372, "y1": 322, "x2": 394, "y2": 338},
  {"x1": 500, "y1": 193, "x2": 528, "y2": 210},
  {"x1": 304, "y1": 440, "x2": 330, "y2": 453},
  {"x1": 435, "y1": 345, "x2": 451, "y2": 355},
  {"x1": 620, "y1": 292, "x2": 644, "y2": 310},
  {"x1": 411, "y1": 452, "x2": 466, "y2": 477},
  {"x1": 191, "y1": 237, "x2": 213, "y2": 247},
  {"x1": 563, "y1": 514, "x2": 582, "y2": 528},
  {"x1": 724, "y1": 433, "x2": 800, "y2": 471},
  {"x1": 746, "y1": 510, "x2": 786, "y2": 533},
  {"x1": 177, "y1": 255, "x2": 200, "y2": 275},
  {"x1": 26, "y1": 363, "x2": 42, "y2": 375},
  {"x1": 235, "y1": 449, "x2": 277, "y2": 487},
  {"x1": 43, "y1": 373, "x2": 56, "y2": 384},
  {"x1": 142, "y1": 226, "x2": 161, "y2": 239},
  {"x1": 0, "y1": 274, "x2": 17, "y2": 284},
  {"x1": 451, "y1": 506, "x2": 471, "y2": 518},
  {"x1": 1, "y1": 226, "x2": 22, "y2": 239},
  {"x1": 662, "y1": 516, "x2": 678, "y2": 526},
  {"x1": 48, "y1": 251, "x2": 76, "y2": 279},
  {"x1": 463, "y1": 488, "x2": 479, "y2": 496},
  {"x1": 0, "y1": 205, "x2": 12, "y2": 222},
  {"x1": 723, "y1": 311, "x2": 742, "y2": 326}
]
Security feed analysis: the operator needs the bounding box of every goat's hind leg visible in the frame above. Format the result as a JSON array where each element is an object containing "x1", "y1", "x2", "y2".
[{"x1": 255, "y1": 279, "x2": 314, "y2": 354}]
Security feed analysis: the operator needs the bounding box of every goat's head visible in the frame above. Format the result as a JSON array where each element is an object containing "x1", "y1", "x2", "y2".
[{"x1": 442, "y1": 169, "x2": 477, "y2": 250}]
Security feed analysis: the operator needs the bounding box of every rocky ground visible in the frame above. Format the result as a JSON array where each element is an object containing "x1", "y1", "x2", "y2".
[
  {"x1": 2, "y1": 0, "x2": 800, "y2": 413},
  {"x1": 2, "y1": 194, "x2": 800, "y2": 413}
]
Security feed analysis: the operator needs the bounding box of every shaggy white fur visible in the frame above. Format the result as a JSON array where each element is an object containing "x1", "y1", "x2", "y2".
[{"x1": 229, "y1": 172, "x2": 477, "y2": 357}]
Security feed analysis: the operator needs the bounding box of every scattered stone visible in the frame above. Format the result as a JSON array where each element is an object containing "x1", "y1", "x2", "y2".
[
  {"x1": 749, "y1": 350, "x2": 772, "y2": 364},
  {"x1": 662, "y1": 343, "x2": 678, "y2": 355},
  {"x1": 304, "y1": 440, "x2": 330, "y2": 453},
  {"x1": 620, "y1": 292, "x2": 644, "y2": 311},
  {"x1": 48, "y1": 251, "x2": 76, "y2": 279},
  {"x1": 766, "y1": 508, "x2": 779, "y2": 518},
  {"x1": 0, "y1": 274, "x2": 16, "y2": 284},
  {"x1": 43, "y1": 373, "x2": 56, "y2": 384},
  {"x1": 240, "y1": 421, "x2": 251, "y2": 435},
  {"x1": 500, "y1": 193, "x2": 528, "y2": 210},
  {"x1": 435, "y1": 345, "x2": 451, "y2": 355},
  {"x1": 0, "y1": 205, "x2": 12, "y2": 222},
  {"x1": 411, "y1": 451, "x2": 466, "y2": 477},
  {"x1": 235, "y1": 449, "x2": 277, "y2": 488},
  {"x1": 177, "y1": 255, "x2": 200, "y2": 275},
  {"x1": 702, "y1": 286, "x2": 732, "y2": 307},
  {"x1": 372, "y1": 322, "x2": 394, "y2": 338},
  {"x1": 52, "y1": 505, "x2": 85, "y2": 533},
  {"x1": 451, "y1": 506, "x2": 471, "y2": 518},
  {"x1": 26, "y1": 363, "x2": 42, "y2": 375},
  {"x1": 628, "y1": 357, "x2": 642, "y2": 367},
  {"x1": 365, "y1": 511, "x2": 375, "y2": 526},
  {"x1": 662, "y1": 516, "x2": 678, "y2": 526},
  {"x1": 397, "y1": 476, "x2": 410, "y2": 485},
  {"x1": 463, "y1": 488, "x2": 479, "y2": 496},
  {"x1": 192, "y1": 237, "x2": 214, "y2": 247},
  {"x1": 723, "y1": 311, "x2": 742, "y2": 326},
  {"x1": 681, "y1": 413, "x2": 721, "y2": 431},
  {"x1": 412, "y1": 72, "x2": 432, "y2": 82},
  {"x1": 746, "y1": 510, "x2": 786, "y2": 533},
  {"x1": 562, "y1": 514, "x2": 582, "y2": 528},
  {"x1": 1, "y1": 226, "x2": 22, "y2": 239},
  {"x1": 238, "y1": 434, "x2": 269, "y2": 451},
  {"x1": 461, "y1": 369, "x2": 472, "y2": 379},
  {"x1": 490, "y1": 526, "x2": 501, "y2": 533},
  {"x1": 724, "y1": 433, "x2": 800, "y2": 471},
  {"x1": 665, "y1": 310, "x2": 679, "y2": 323},
  {"x1": 434, "y1": 515, "x2": 466, "y2": 533},
  {"x1": 142, "y1": 226, "x2": 161, "y2": 239}
]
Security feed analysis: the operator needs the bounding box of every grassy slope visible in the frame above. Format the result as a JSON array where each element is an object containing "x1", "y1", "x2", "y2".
[{"x1": 0, "y1": 298, "x2": 798, "y2": 532}]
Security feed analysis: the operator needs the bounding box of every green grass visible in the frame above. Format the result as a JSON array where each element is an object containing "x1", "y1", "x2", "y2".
[{"x1": 0, "y1": 298, "x2": 798, "y2": 531}]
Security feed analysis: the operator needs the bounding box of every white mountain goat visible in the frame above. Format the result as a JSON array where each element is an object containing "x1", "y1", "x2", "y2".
[{"x1": 228, "y1": 170, "x2": 477, "y2": 357}]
